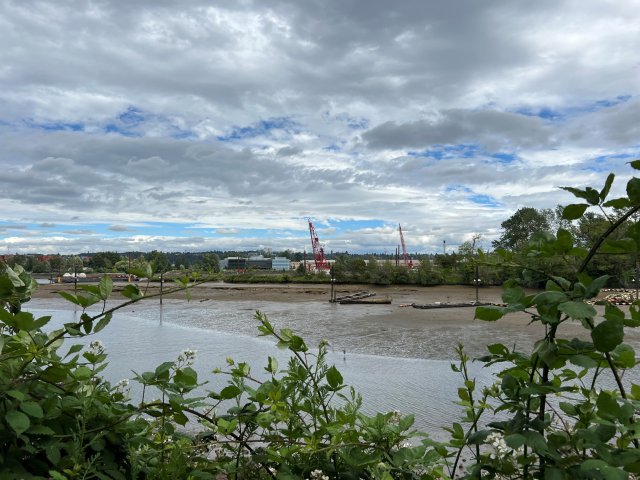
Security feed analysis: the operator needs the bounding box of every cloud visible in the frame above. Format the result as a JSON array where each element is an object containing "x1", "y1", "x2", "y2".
[
  {"x1": 108, "y1": 225, "x2": 135, "y2": 232},
  {"x1": 362, "y1": 109, "x2": 554, "y2": 151},
  {"x1": 62, "y1": 230, "x2": 95, "y2": 235},
  {"x1": 0, "y1": 0, "x2": 638, "y2": 253}
]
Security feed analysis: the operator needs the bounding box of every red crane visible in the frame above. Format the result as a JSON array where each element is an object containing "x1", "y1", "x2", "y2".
[
  {"x1": 308, "y1": 219, "x2": 331, "y2": 271},
  {"x1": 398, "y1": 224, "x2": 413, "y2": 269}
]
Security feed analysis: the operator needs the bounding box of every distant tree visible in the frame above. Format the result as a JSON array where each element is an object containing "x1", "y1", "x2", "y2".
[
  {"x1": 366, "y1": 257, "x2": 379, "y2": 282},
  {"x1": 49, "y1": 255, "x2": 63, "y2": 272},
  {"x1": 63, "y1": 256, "x2": 84, "y2": 273},
  {"x1": 174, "y1": 253, "x2": 192, "y2": 269},
  {"x1": 492, "y1": 207, "x2": 551, "y2": 251},
  {"x1": 346, "y1": 257, "x2": 367, "y2": 283},
  {"x1": 415, "y1": 257, "x2": 441, "y2": 285},
  {"x1": 89, "y1": 252, "x2": 121, "y2": 271},
  {"x1": 146, "y1": 250, "x2": 170, "y2": 273},
  {"x1": 331, "y1": 256, "x2": 348, "y2": 282},
  {"x1": 202, "y1": 253, "x2": 221, "y2": 273}
]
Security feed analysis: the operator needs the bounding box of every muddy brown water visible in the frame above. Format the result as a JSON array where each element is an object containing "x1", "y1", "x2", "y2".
[{"x1": 26, "y1": 283, "x2": 640, "y2": 439}]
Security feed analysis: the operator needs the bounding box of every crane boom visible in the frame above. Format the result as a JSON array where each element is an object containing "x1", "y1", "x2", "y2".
[
  {"x1": 308, "y1": 219, "x2": 330, "y2": 271},
  {"x1": 398, "y1": 224, "x2": 413, "y2": 268}
]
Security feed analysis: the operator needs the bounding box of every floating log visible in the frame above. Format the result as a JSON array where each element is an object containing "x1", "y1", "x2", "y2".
[
  {"x1": 411, "y1": 302, "x2": 490, "y2": 309},
  {"x1": 339, "y1": 296, "x2": 392, "y2": 305},
  {"x1": 332, "y1": 290, "x2": 375, "y2": 303}
]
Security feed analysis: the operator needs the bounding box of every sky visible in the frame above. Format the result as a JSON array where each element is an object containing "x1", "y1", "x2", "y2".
[{"x1": 1, "y1": 0, "x2": 639, "y2": 255}]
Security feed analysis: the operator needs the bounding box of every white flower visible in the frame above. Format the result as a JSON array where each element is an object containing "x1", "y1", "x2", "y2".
[
  {"x1": 486, "y1": 432, "x2": 510, "y2": 458},
  {"x1": 115, "y1": 378, "x2": 130, "y2": 394},
  {"x1": 177, "y1": 348, "x2": 197, "y2": 367},
  {"x1": 389, "y1": 409, "x2": 402, "y2": 424},
  {"x1": 309, "y1": 469, "x2": 329, "y2": 480},
  {"x1": 89, "y1": 340, "x2": 105, "y2": 355}
]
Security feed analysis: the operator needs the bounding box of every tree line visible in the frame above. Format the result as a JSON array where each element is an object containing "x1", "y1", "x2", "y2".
[{"x1": 5, "y1": 205, "x2": 639, "y2": 288}]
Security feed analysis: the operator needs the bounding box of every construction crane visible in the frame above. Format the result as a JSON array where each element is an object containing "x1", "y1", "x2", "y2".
[
  {"x1": 398, "y1": 224, "x2": 413, "y2": 269},
  {"x1": 308, "y1": 219, "x2": 331, "y2": 271}
]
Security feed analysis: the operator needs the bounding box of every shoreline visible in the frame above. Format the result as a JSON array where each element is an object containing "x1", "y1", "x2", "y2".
[{"x1": 29, "y1": 281, "x2": 630, "y2": 362}]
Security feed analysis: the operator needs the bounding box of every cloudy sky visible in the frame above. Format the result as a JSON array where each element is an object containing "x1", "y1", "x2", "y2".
[{"x1": 1, "y1": 0, "x2": 639, "y2": 255}]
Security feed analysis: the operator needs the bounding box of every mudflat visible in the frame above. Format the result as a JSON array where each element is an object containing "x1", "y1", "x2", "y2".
[{"x1": 29, "y1": 281, "x2": 640, "y2": 360}]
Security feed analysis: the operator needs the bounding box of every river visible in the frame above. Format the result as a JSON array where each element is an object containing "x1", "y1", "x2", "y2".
[{"x1": 25, "y1": 294, "x2": 640, "y2": 440}]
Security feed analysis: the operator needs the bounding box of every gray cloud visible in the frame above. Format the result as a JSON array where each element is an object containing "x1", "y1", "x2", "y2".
[
  {"x1": 109, "y1": 225, "x2": 135, "y2": 232},
  {"x1": 0, "y1": 0, "x2": 638, "y2": 253},
  {"x1": 362, "y1": 110, "x2": 554, "y2": 151}
]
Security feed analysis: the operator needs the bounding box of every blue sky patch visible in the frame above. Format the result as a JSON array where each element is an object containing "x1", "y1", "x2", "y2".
[
  {"x1": 516, "y1": 94, "x2": 632, "y2": 121},
  {"x1": 119, "y1": 106, "x2": 146, "y2": 125},
  {"x1": 490, "y1": 152, "x2": 517, "y2": 163},
  {"x1": 25, "y1": 120, "x2": 85, "y2": 132},
  {"x1": 408, "y1": 144, "x2": 480, "y2": 160},
  {"x1": 444, "y1": 186, "x2": 501, "y2": 207},
  {"x1": 469, "y1": 194, "x2": 501, "y2": 207},
  {"x1": 217, "y1": 117, "x2": 300, "y2": 142}
]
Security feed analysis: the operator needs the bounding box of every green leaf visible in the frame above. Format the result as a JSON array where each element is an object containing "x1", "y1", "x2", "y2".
[
  {"x1": 611, "y1": 343, "x2": 636, "y2": 368},
  {"x1": 600, "y1": 173, "x2": 615, "y2": 201},
  {"x1": 220, "y1": 385, "x2": 241, "y2": 400},
  {"x1": 600, "y1": 238, "x2": 637, "y2": 254},
  {"x1": 603, "y1": 197, "x2": 631, "y2": 209},
  {"x1": 265, "y1": 356, "x2": 278, "y2": 374},
  {"x1": 3, "y1": 265, "x2": 25, "y2": 287},
  {"x1": 630, "y1": 159, "x2": 640, "y2": 170},
  {"x1": 569, "y1": 354, "x2": 598, "y2": 369},
  {"x1": 504, "y1": 433, "x2": 526, "y2": 449},
  {"x1": 122, "y1": 284, "x2": 143, "y2": 300},
  {"x1": 532, "y1": 291, "x2": 568, "y2": 306},
  {"x1": 592, "y1": 319, "x2": 624, "y2": 353},
  {"x1": 562, "y1": 203, "x2": 589, "y2": 220},
  {"x1": 98, "y1": 275, "x2": 113, "y2": 300},
  {"x1": 544, "y1": 467, "x2": 567, "y2": 480},
  {"x1": 502, "y1": 286, "x2": 525, "y2": 304},
  {"x1": 74, "y1": 366, "x2": 93, "y2": 381},
  {"x1": 558, "y1": 301, "x2": 596, "y2": 320},
  {"x1": 560, "y1": 186, "x2": 593, "y2": 202},
  {"x1": 627, "y1": 177, "x2": 640, "y2": 204},
  {"x1": 6, "y1": 410, "x2": 30, "y2": 435},
  {"x1": 475, "y1": 306, "x2": 504, "y2": 321},
  {"x1": 174, "y1": 367, "x2": 198, "y2": 386},
  {"x1": 20, "y1": 401, "x2": 44, "y2": 418},
  {"x1": 93, "y1": 312, "x2": 112, "y2": 334},
  {"x1": 57, "y1": 291, "x2": 81, "y2": 306},
  {"x1": 487, "y1": 343, "x2": 509, "y2": 356},
  {"x1": 601, "y1": 467, "x2": 629, "y2": 480},
  {"x1": 326, "y1": 365, "x2": 343, "y2": 389},
  {"x1": 555, "y1": 229, "x2": 574, "y2": 252}
]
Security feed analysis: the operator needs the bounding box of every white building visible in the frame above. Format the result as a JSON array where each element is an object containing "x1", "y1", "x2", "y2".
[{"x1": 272, "y1": 257, "x2": 291, "y2": 271}]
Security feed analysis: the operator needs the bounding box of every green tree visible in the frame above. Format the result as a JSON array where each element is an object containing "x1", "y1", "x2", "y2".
[
  {"x1": 346, "y1": 257, "x2": 367, "y2": 282},
  {"x1": 89, "y1": 251, "x2": 121, "y2": 271},
  {"x1": 201, "y1": 253, "x2": 220, "y2": 273},
  {"x1": 146, "y1": 250, "x2": 170, "y2": 273},
  {"x1": 492, "y1": 206, "x2": 551, "y2": 251},
  {"x1": 365, "y1": 256, "x2": 379, "y2": 282},
  {"x1": 49, "y1": 254, "x2": 63, "y2": 272}
]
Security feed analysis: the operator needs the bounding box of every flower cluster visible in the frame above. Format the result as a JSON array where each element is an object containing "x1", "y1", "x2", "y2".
[
  {"x1": 389, "y1": 409, "x2": 402, "y2": 424},
  {"x1": 89, "y1": 340, "x2": 105, "y2": 356},
  {"x1": 486, "y1": 432, "x2": 524, "y2": 460},
  {"x1": 177, "y1": 348, "x2": 197, "y2": 367},
  {"x1": 307, "y1": 469, "x2": 329, "y2": 480},
  {"x1": 114, "y1": 378, "x2": 130, "y2": 395}
]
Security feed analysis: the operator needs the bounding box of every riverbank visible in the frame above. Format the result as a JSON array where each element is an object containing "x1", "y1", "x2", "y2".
[{"x1": 31, "y1": 281, "x2": 627, "y2": 361}]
